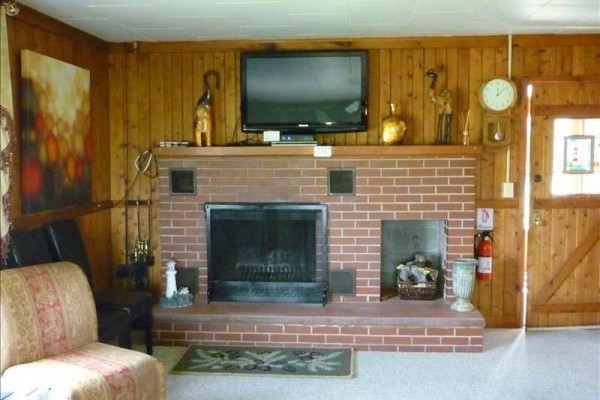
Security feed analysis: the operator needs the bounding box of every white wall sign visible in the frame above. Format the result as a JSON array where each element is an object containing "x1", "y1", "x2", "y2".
[{"x1": 476, "y1": 208, "x2": 494, "y2": 230}]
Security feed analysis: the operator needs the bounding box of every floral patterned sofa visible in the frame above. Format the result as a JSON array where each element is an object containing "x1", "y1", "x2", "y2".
[{"x1": 0, "y1": 262, "x2": 166, "y2": 399}]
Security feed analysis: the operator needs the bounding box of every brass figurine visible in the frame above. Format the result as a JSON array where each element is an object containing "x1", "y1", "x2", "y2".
[
  {"x1": 426, "y1": 69, "x2": 453, "y2": 144},
  {"x1": 193, "y1": 70, "x2": 220, "y2": 147}
]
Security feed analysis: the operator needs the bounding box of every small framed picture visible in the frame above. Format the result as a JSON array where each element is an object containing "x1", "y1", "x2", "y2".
[{"x1": 564, "y1": 135, "x2": 594, "y2": 174}]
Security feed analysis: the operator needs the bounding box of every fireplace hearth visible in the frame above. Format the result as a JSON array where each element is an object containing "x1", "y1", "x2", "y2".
[{"x1": 204, "y1": 202, "x2": 328, "y2": 304}]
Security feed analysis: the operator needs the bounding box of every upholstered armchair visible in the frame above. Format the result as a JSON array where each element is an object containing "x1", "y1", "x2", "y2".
[{"x1": 0, "y1": 262, "x2": 166, "y2": 399}]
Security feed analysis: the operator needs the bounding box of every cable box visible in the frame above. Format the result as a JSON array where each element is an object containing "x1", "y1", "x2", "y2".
[{"x1": 271, "y1": 141, "x2": 317, "y2": 146}]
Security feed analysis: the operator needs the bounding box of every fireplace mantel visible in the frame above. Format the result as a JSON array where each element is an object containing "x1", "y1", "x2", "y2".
[{"x1": 153, "y1": 145, "x2": 482, "y2": 158}]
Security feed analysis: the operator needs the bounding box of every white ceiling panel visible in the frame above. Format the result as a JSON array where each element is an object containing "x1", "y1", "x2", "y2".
[
  {"x1": 82, "y1": 0, "x2": 158, "y2": 5},
  {"x1": 238, "y1": 24, "x2": 293, "y2": 39},
  {"x1": 351, "y1": 0, "x2": 416, "y2": 25},
  {"x1": 64, "y1": 17, "x2": 145, "y2": 41},
  {"x1": 405, "y1": 12, "x2": 482, "y2": 36},
  {"x1": 90, "y1": 4, "x2": 179, "y2": 28},
  {"x1": 287, "y1": 0, "x2": 351, "y2": 14},
  {"x1": 216, "y1": 2, "x2": 290, "y2": 26},
  {"x1": 288, "y1": 12, "x2": 351, "y2": 37},
  {"x1": 529, "y1": 0, "x2": 600, "y2": 26},
  {"x1": 414, "y1": 0, "x2": 484, "y2": 13},
  {"x1": 351, "y1": 23, "x2": 405, "y2": 37},
  {"x1": 13, "y1": 0, "x2": 600, "y2": 42},
  {"x1": 18, "y1": 0, "x2": 101, "y2": 19},
  {"x1": 153, "y1": 0, "x2": 225, "y2": 17}
]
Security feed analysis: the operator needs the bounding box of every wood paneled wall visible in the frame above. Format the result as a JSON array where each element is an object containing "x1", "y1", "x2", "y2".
[
  {"x1": 7, "y1": 5, "x2": 599, "y2": 327},
  {"x1": 108, "y1": 36, "x2": 600, "y2": 325},
  {"x1": 5, "y1": 7, "x2": 113, "y2": 292}
]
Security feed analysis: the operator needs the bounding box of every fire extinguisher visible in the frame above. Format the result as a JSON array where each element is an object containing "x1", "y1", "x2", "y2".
[{"x1": 474, "y1": 231, "x2": 493, "y2": 281}]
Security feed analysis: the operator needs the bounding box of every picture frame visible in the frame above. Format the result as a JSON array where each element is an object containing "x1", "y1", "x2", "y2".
[
  {"x1": 20, "y1": 50, "x2": 92, "y2": 214},
  {"x1": 564, "y1": 135, "x2": 594, "y2": 174}
]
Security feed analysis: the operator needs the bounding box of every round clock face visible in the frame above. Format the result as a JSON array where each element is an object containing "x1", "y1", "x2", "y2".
[{"x1": 479, "y1": 78, "x2": 518, "y2": 112}]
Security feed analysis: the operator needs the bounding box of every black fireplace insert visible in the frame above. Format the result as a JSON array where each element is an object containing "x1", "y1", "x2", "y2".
[{"x1": 204, "y1": 203, "x2": 328, "y2": 304}]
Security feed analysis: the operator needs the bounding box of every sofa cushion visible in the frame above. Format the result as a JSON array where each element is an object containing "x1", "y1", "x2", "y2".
[
  {"x1": 1, "y1": 342, "x2": 166, "y2": 400},
  {"x1": 0, "y1": 262, "x2": 97, "y2": 373}
]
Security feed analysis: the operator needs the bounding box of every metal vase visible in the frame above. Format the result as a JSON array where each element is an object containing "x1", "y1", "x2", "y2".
[{"x1": 450, "y1": 258, "x2": 477, "y2": 312}]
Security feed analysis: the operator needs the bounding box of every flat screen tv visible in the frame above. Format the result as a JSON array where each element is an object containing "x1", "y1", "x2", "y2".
[{"x1": 241, "y1": 51, "x2": 368, "y2": 134}]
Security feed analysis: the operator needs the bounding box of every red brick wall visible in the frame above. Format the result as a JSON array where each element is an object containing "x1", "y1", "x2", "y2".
[
  {"x1": 153, "y1": 321, "x2": 483, "y2": 353},
  {"x1": 158, "y1": 156, "x2": 476, "y2": 303}
]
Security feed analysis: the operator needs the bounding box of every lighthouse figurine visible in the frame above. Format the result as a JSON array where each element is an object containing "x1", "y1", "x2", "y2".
[{"x1": 165, "y1": 260, "x2": 177, "y2": 298}]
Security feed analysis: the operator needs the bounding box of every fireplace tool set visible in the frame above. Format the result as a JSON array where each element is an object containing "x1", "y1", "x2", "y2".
[{"x1": 117, "y1": 197, "x2": 154, "y2": 291}]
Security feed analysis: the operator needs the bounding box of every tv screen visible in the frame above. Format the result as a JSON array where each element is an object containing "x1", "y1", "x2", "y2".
[{"x1": 241, "y1": 51, "x2": 368, "y2": 134}]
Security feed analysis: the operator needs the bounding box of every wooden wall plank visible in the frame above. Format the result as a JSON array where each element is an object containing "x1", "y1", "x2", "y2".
[
  {"x1": 572, "y1": 46, "x2": 586, "y2": 75},
  {"x1": 390, "y1": 49, "x2": 403, "y2": 118},
  {"x1": 171, "y1": 53, "x2": 183, "y2": 141},
  {"x1": 366, "y1": 50, "x2": 380, "y2": 146},
  {"x1": 504, "y1": 209, "x2": 520, "y2": 319},
  {"x1": 181, "y1": 53, "x2": 194, "y2": 145},
  {"x1": 212, "y1": 52, "x2": 226, "y2": 147},
  {"x1": 584, "y1": 46, "x2": 600, "y2": 74},
  {"x1": 555, "y1": 47, "x2": 573, "y2": 76},
  {"x1": 224, "y1": 52, "x2": 237, "y2": 145},
  {"x1": 411, "y1": 49, "x2": 424, "y2": 145},
  {"x1": 445, "y1": 48, "x2": 458, "y2": 143},
  {"x1": 401, "y1": 50, "x2": 414, "y2": 144},
  {"x1": 163, "y1": 55, "x2": 173, "y2": 141},
  {"x1": 109, "y1": 53, "x2": 127, "y2": 269},
  {"x1": 491, "y1": 210, "x2": 506, "y2": 316},
  {"x1": 422, "y1": 49, "x2": 436, "y2": 145},
  {"x1": 378, "y1": 49, "x2": 391, "y2": 146}
]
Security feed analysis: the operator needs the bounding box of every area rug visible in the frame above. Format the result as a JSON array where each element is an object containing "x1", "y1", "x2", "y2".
[{"x1": 171, "y1": 345, "x2": 354, "y2": 378}]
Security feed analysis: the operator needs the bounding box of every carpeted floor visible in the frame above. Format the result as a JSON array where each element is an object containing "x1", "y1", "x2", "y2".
[{"x1": 146, "y1": 328, "x2": 600, "y2": 400}]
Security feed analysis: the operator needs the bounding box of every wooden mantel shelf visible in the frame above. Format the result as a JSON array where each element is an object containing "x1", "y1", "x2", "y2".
[{"x1": 153, "y1": 145, "x2": 482, "y2": 158}]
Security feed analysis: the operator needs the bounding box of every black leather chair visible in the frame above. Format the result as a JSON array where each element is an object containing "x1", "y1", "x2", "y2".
[
  {"x1": 45, "y1": 219, "x2": 154, "y2": 355},
  {"x1": 5, "y1": 228, "x2": 132, "y2": 348}
]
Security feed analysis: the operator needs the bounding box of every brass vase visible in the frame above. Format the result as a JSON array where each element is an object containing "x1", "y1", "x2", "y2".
[{"x1": 381, "y1": 103, "x2": 407, "y2": 145}]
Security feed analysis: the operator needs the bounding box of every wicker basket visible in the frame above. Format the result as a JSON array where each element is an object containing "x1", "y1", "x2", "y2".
[{"x1": 397, "y1": 279, "x2": 437, "y2": 300}]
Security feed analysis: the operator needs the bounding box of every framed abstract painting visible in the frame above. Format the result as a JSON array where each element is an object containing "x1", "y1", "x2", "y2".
[{"x1": 20, "y1": 50, "x2": 92, "y2": 214}]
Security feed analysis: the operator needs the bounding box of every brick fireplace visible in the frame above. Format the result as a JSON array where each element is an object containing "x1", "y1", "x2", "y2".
[{"x1": 153, "y1": 149, "x2": 485, "y2": 352}]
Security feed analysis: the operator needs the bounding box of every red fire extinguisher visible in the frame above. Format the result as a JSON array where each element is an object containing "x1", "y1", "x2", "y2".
[{"x1": 474, "y1": 231, "x2": 493, "y2": 281}]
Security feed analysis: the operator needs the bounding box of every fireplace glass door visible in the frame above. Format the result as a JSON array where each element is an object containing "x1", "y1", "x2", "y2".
[{"x1": 205, "y1": 203, "x2": 328, "y2": 304}]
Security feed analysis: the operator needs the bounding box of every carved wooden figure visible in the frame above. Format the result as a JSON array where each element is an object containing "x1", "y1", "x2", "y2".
[
  {"x1": 426, "y1": 68, "x2": 453, "y2": 144},
  {"x1": 193, "y1": 70, "x2": 220, "y2": 147}
]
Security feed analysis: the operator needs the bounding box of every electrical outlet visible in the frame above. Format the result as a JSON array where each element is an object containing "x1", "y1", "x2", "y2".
[{"x1": 501, "y1": 182, "x2": 514, "y2": 198}]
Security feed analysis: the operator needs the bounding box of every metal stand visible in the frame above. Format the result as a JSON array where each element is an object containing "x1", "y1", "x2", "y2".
[{"x1": 118, "y1": 198, "x2": 154, "y2": 291}]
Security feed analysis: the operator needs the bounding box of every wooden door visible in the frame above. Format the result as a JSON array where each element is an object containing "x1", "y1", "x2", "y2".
[{"x1": 526, "y1": 78, "x2": 600, "y2": 328}]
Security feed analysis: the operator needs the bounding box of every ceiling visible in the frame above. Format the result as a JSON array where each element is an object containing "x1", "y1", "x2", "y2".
[{"x1": 14, "y1": 0, "x2": 600, "y2": 43}]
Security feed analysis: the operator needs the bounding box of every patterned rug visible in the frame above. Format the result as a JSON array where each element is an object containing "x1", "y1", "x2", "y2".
[{"x1": 171, "y1": 345, "x2": 354, "y2": 378}]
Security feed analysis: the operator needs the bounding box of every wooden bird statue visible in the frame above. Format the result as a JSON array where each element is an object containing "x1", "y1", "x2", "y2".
[
  {"x1": 193, "y1": 70, "x2": 220, "y2": 147},
  {"x1": 425, "y1": 69, "x2": 453, "y2": 144}
]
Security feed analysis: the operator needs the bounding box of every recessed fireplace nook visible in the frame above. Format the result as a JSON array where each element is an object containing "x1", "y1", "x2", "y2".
[{"x1": 154, "y1": 146, "x2": 485, "y2": 353}]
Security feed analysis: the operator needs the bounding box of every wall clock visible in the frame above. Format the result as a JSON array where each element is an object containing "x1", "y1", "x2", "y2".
[{"x1": 479, "y1": 77, "x2": 518, "y2": 113}]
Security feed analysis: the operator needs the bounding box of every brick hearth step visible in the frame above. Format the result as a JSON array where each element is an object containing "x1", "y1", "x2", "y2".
[{"x1": 153, "y1": 298, "x2": 485, "y2": 353}]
